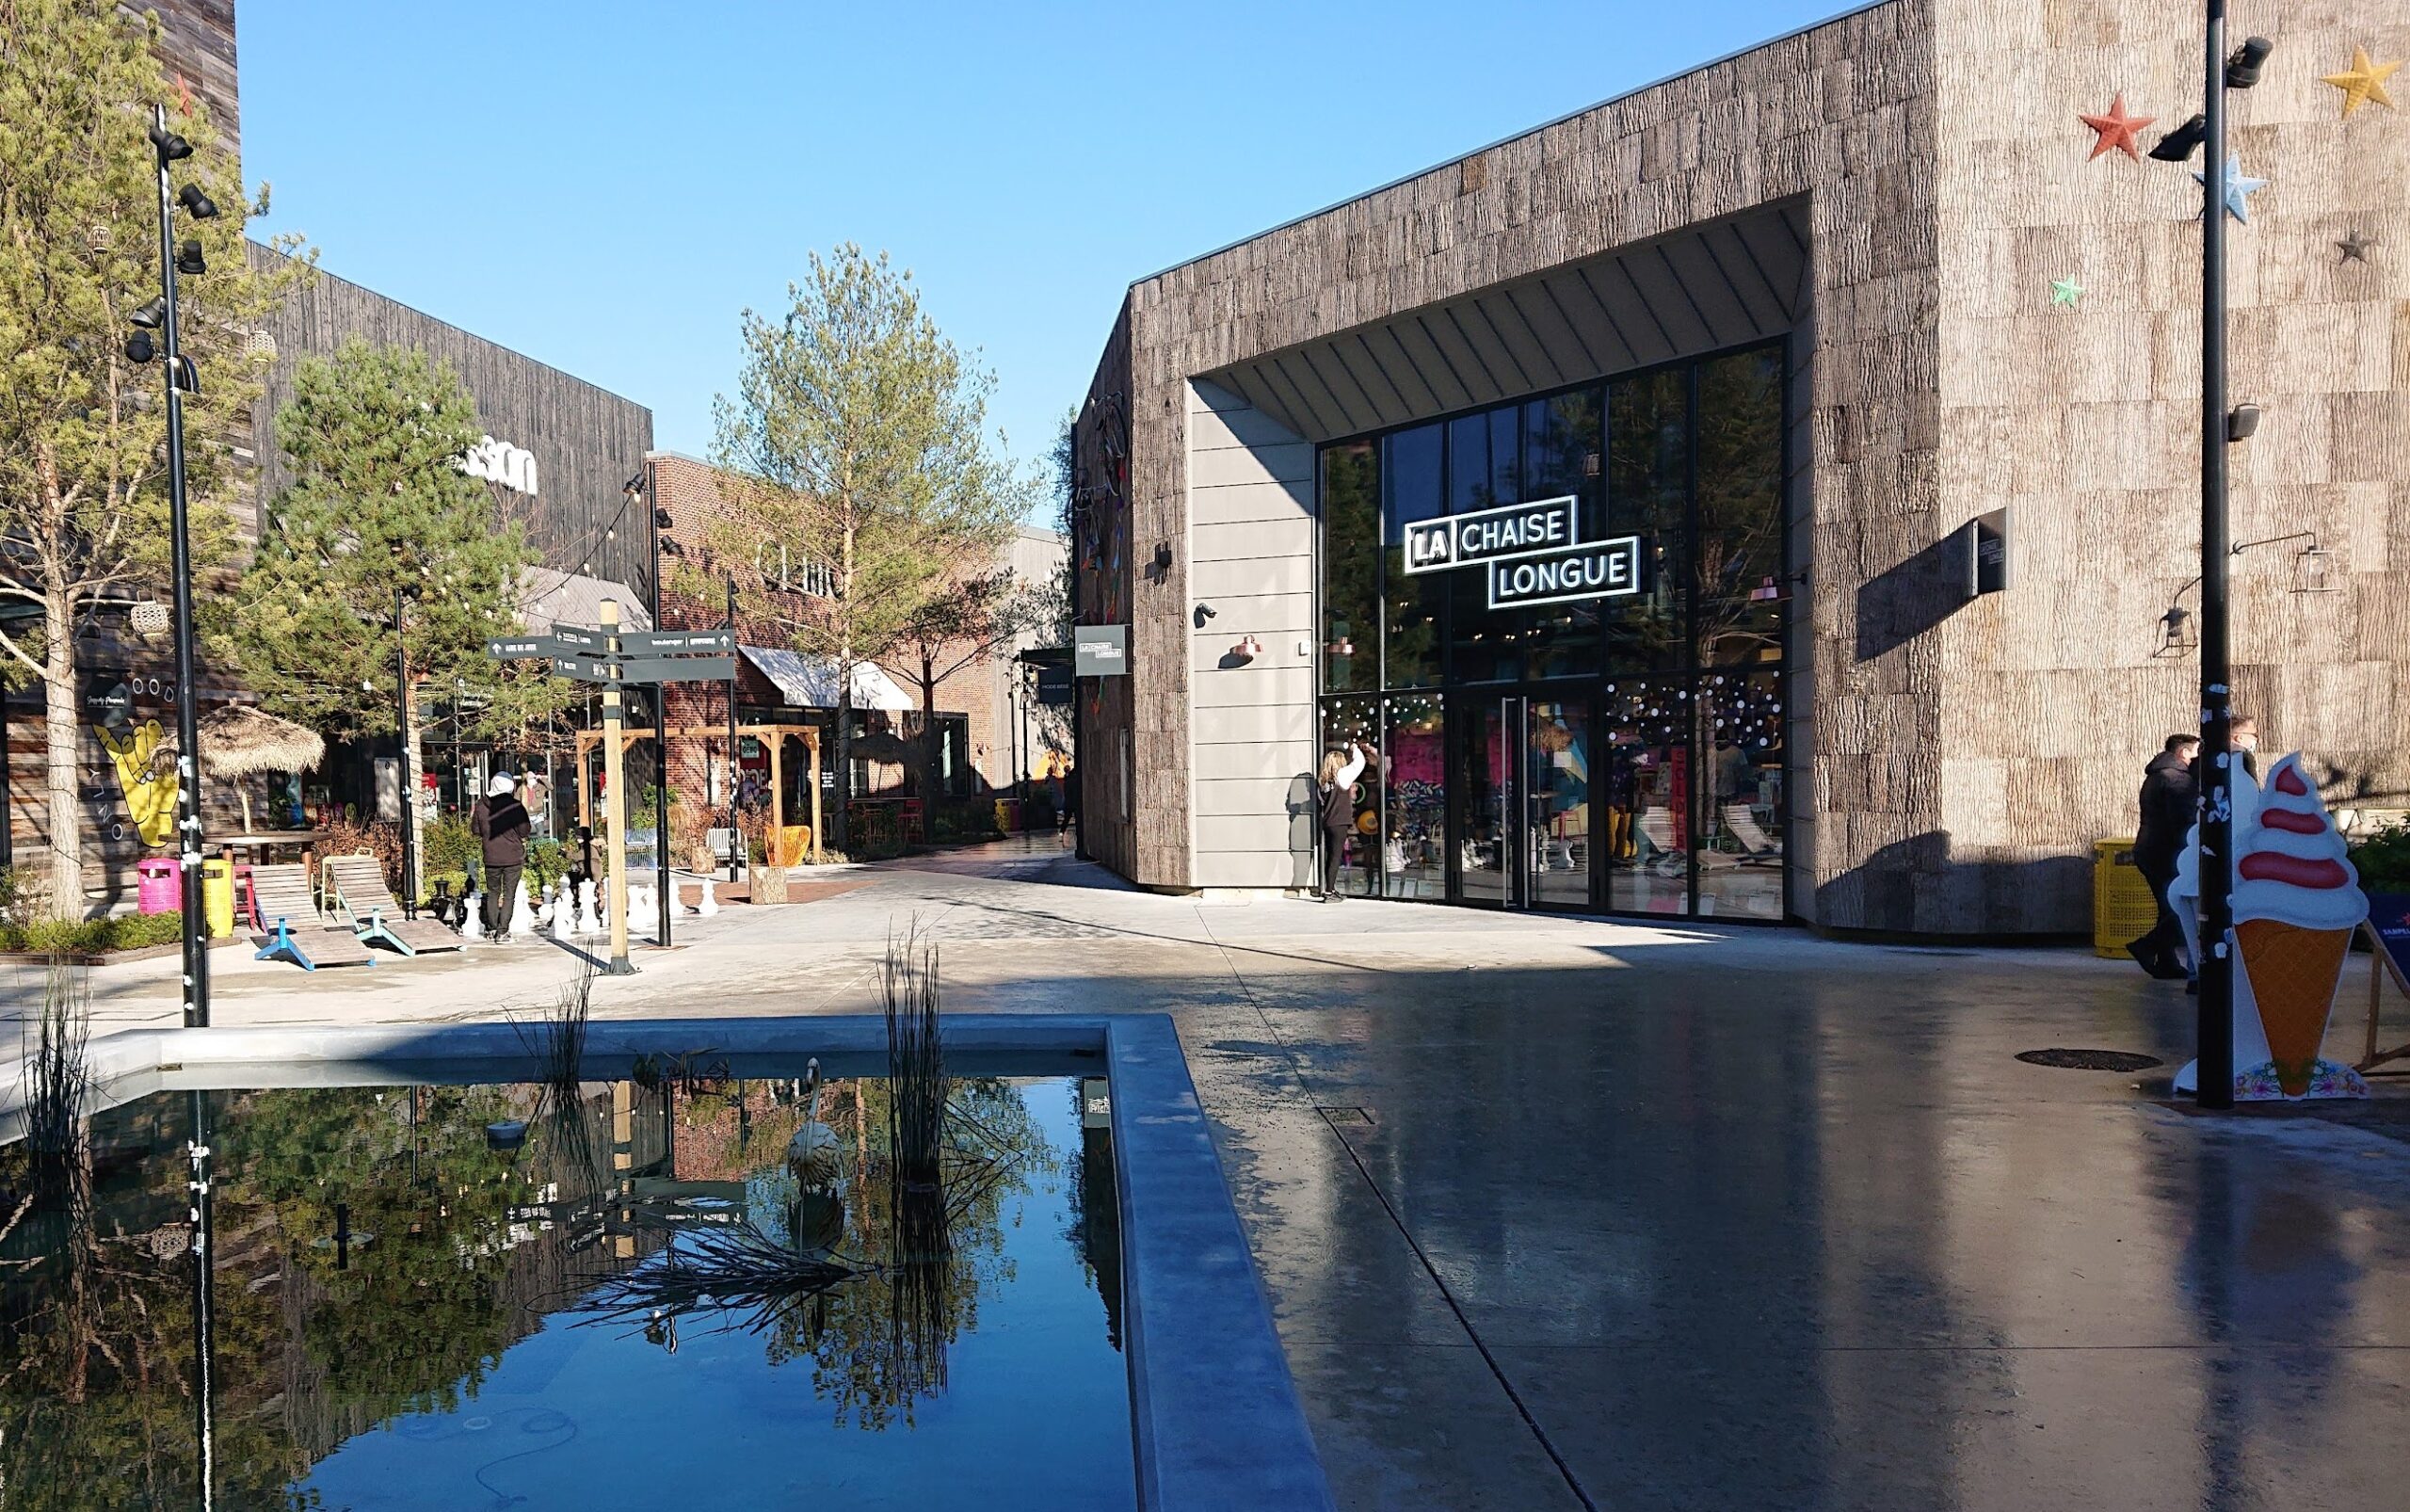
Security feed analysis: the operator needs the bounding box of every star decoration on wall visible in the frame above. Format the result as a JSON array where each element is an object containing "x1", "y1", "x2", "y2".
[
  {"x1": 2079, "y1": 94, "x2": 2154, "y2": 160},
  {"x1": 2322, "y1": 46, "x2": 2401, "y2": 116},
  {"x1": 2338, "y1": 230, "x2": 2375, "y2": 264},
  {"x1": 2049, "y1": 277, "x2": 2084, "y2": 308},
  {"x1": 2193, "y1": 154, "x2": 2267, "y2": 223}
]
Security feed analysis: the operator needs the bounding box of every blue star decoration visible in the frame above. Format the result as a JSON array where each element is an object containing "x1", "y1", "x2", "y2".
[{"x1": 2193, "y1": 153, "x2": 2267, "y2": 223}]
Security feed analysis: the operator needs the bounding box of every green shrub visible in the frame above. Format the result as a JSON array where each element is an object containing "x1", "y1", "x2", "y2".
[
  {"x1": 526, "y1": 838, "x2": 569, "y2": 893},
  {"x1": 0, "y1": 911, "x2": 185, "y2": 955},
  {"x1": 2353, "y1": 822, "x2": 2410, "y2": 894},
  {"x1": 424, "y1": 814, "x2": 479, "y2": 877}
]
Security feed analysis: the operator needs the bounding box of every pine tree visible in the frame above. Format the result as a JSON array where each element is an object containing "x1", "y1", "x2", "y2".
[
  {"x1": 0, "y1": 0, "x2": 311, "y2": 915},
  {"x1": 233, "y1": 337, "x2": 560, "y2": 893}
]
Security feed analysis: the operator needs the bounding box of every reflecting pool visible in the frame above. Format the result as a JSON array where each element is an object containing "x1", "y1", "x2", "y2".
[{"x1": 0, "y1": 1070, "x2": 1131, "y2": 1509}]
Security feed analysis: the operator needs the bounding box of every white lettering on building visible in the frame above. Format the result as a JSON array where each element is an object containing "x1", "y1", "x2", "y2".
[
  {"x1": 461, "y1": 435, "x2": 539, "y2": 495},
  {"x1": 1401, "y1": 495, "x2": 1579, "y2": 574},
  {"x1": 1485, "y1": 537, "x2": 1643, "y2": 608}
]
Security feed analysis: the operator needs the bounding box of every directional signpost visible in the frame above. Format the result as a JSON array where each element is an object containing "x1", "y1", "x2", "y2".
[{"x1": 488, "y1": 605, "x2": 746, "y2": 970}]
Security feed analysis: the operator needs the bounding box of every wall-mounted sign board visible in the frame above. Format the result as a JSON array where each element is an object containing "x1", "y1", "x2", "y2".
[
  {"x1": 1075, "y1": 625, "x2": 1128, "y2": 678},
  {"x1": 1486, "y1": 537, "x2": 1644, "y2": 609},
  {"x1": 1968, "y1": 507, "x2": 2010, "y2": 598},
  {"x1": 1402, "y1": 495, "x2": 1579, "y2": 574}
]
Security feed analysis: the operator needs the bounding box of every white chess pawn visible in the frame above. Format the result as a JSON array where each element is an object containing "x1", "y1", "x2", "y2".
[
  {"x1": 553, "y1": 896, "x2": 576, "y2": 941},
  {"x1": 575, "y1": 877, "x2": 601, "y2": 936},
  {"x1": 633, "y1": 881, "x2": 654, "y2": 920},
  {"x1": 461, "y1": 890, "x2": 486, "y2": 942},
  {"x1": 515, "y1": 876, "x2": 536, "y2": 939},
  {"x1": 696, "y1": 874, "x2": 718, "y2": 918}
]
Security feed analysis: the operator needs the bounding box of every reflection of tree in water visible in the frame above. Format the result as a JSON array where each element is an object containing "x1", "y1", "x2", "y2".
[
  {"x1": 1, "y1": 1079, "x2": 653, "y2": 1510},
  {"x1": 760, "y1": 1077, "x2": 1058, "y2": 1431}
]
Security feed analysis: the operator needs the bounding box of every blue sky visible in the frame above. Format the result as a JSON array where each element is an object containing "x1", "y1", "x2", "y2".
[{"x1": 239, "y1": 0, "x2": 1851, "y2": 480}]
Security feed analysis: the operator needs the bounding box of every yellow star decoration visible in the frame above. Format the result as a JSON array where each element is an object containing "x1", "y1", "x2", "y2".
[{"x1": 2322, "y1": 46, "x2": 2401, "y2": 117}]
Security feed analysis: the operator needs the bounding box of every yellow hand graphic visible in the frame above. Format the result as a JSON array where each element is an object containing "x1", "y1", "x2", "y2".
[{"x1": 97, "y1": 719, "x2": 180, "y2": 849}]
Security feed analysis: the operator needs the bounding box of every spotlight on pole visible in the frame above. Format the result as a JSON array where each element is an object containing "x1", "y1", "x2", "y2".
[
  {"x1": 128, "y1": 295, "x2": 168, "y2": 329},
  {"x1": 146, "y1": 122, "x2": 193, "y2": 162},
  {"x1": 123, "y1": 330, "x2": 156, "y2": 363},
  {"x1": 176, "y1": 184, "x2": 218, "y2": 219},
  {"x1": 175, "y1": 238, "x2": 205, "y2": 275},
  {"x1": 2225, "y1": 36, "x2": 2273, "y2": 89},
  {"x1": 2149, "y1": 114, "x2": 2208, "y2": 162},
  {"x1": 2225, "y1": 404, "x2": 2260, "y2": 442}
]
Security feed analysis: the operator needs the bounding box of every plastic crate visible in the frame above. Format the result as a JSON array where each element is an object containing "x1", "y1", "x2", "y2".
[{"x1": 2092, "y1": 837, "x2": 2160, "y2": 957}]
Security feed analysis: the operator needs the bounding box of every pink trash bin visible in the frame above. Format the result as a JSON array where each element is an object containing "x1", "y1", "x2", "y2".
[{"x1": 137, "y1": 857, "x2": 180, "y2": 915}]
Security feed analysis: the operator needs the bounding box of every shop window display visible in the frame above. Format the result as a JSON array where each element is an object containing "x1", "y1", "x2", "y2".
[
  {"x1": 1320, "y1": 698, "x2": 1382, "y2": 897},
  {"x1": 1316, "y1": 340, "x2": 1788, "y2": 921}
]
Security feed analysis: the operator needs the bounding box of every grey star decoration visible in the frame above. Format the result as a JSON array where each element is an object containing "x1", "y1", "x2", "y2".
[{"x1": 2338, "y1": 230, "x2": 2375, "y2": 264}]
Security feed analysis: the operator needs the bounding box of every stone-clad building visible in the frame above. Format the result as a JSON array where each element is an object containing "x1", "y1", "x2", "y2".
[{"x1": 1070, "y1": 0, "x2": 2407, "y2": 935}]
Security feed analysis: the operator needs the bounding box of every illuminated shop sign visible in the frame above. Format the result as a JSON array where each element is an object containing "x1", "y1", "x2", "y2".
[
  {"x1": 1402, "y1": 495, "x2": 1578, "y2": 573},
  {"x1": 1398, "y1": 492, "x2": 1644, "y2": 608},
  {"x1": 1486, "y1": 538, "x2": 1643, "y2": 608}
]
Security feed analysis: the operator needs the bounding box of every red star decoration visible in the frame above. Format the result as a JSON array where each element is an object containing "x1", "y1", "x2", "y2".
[{"x1": 2079, "y1": 93, "x2": 2154, "y2": 161}]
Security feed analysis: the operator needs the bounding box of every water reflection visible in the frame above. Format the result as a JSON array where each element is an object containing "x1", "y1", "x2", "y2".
[{"x1": 0, "y1": 1071, "x2": 1130, "y2": 1509}]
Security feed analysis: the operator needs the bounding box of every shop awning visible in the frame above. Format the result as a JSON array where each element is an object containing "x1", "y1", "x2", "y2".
[{"x1": 738, "y1": 645, "x2": 910, "y2": 712}]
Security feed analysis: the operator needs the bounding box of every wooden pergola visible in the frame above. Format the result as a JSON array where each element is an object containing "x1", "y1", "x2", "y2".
[{"x1": 572, "y1": 722, "x2": 823, "y2": 864}]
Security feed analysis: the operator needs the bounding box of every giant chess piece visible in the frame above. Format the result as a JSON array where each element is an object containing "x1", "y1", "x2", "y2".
[
  {"x1": 576, "y1": 877, "x2": 602, "y2": 937},
  {"x1": 515, "y1": 876, "x2": 537, "y2": 941},
  {"x1": 461, "y1": 889, "x2": 486, "y2": 942},
  {"x1": 696, "y1": 873, "x2": 719, "y2": 918},
  {"x1": 552, "y1": 891, "x2": 577, "y2": 942}
]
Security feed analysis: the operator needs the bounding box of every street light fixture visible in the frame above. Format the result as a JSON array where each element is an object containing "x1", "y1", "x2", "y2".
[
  {"x1": 2144, "y1": 8, "x2": 2272, "y2": 1109},
  {"x1": 176, "y1": 184, "x2": 218, "y2": 220}
]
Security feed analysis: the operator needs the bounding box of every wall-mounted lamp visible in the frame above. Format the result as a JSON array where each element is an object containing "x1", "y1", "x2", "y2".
[
  {"x1": 1228, "y1": 635, "x2": 1263, "y2": 665},
  {"x1": 1193, "y1": 603, "x2": 1216, "y2": 630},
  {"x1": 2157, "y1": 603, "x2": 2197, "y2": 655},
  {"x1": 2226, "y1": 403, "x2": 2260, "y2": 442},
  {"x1": 1326, "y1": 635, "x2": 1356, "y2": 658}
]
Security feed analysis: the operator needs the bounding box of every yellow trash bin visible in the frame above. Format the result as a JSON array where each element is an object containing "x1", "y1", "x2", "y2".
[
  {"x1": 2092, "y1": 838, "x2": 2160, "y2": 957},
  {"x1": 201, "y1": 858, "x2": 235, "y2": 941}
]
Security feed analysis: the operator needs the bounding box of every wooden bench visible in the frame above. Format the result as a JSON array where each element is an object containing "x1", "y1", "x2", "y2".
[
  {"x1": 249, "y1": 862, "x2": 374, "y2": 971},
  {"x1": 321, "y1": 854, "x2": 462, "y2": 957}
]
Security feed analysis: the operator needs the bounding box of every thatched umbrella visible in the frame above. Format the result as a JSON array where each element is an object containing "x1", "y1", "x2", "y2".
[{"x1": 160, "y1": 705, "x2": 327, "y2": 834}]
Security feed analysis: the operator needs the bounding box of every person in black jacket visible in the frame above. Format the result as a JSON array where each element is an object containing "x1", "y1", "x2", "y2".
[
  {"x1": 469, "y1": 773, "x2": 532, "y2": 939},
  {"x1": 2128, "y1": 734, "x2": 2199, "y2": 978}
]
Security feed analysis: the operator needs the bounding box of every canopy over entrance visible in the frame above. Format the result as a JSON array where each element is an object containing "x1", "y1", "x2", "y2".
[{"x1": 738, "y1": 646, "x2": 909, "y2": 711}]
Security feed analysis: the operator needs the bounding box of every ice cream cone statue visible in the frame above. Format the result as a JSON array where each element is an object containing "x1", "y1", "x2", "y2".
[{"x1": 2172, "y1": 753, "x2": 2370, "y2": 1101}]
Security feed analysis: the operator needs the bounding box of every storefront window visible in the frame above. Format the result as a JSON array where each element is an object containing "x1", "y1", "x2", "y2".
[
  {"x1": 1695, "y1": 670, "x2": 1785, "y2": 919},
  {"x1": 1383, "y1": 695, "x2": 1446, "y2": 900},
  {"x1": 1322, "y1": 442, "x2": 1379, "y2": 693},
  {"x1": 1319, "y1": 698, "x2": 1382, "y2": 897},
  {"x1": 1381, "y1": 425, "x2": 1444, "y2": 688},
  {"x1": 1695, "y1": 349, "x2": 1785, "y2": 668},
  {"x1": 1315, "y1": 340, "x2": 1789, "y2": 923},
  {"x1": 1600, "y1": 678, "x2": 1690, "y2": 915}
]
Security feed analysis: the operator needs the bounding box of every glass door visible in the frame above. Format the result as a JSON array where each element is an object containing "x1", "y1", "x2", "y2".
[
  {"x1": 1525, "y1": 700, "x2": 1593, "y2": 910},
  {"x1": 1451, "y1": 696, "x2": 1519, "y2": 907}
]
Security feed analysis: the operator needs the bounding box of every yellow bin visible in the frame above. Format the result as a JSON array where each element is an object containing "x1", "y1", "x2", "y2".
[
  {"x1": 2092, "y1": 837, "x2": 2159, "y2": 957},
  {"x1": 201, "y1": 858, "x2": 236, "y2": 940}
]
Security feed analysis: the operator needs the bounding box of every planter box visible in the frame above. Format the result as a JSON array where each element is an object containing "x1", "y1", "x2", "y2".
[{"x1": 750, "y1": 864, "x2": 789, "y2": 904}]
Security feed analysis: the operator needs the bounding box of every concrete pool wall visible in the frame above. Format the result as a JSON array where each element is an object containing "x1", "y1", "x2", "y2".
[{"x1": 0, "y1": 1012, "x2": 1336, "y2": 1512}]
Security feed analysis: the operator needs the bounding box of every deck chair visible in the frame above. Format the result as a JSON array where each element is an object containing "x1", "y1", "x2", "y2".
[
  {"x1": 1635, "y1": 808, "x2": 1733, "y2": 874},
  {"x1": 321, "y1": 854, "x2": 462, "y2": 957},
  {"x1": 249, "y1": 862, "x2": 374, "y2": 971},
  {"x1": 1720, "y1": 804, "x2": 1783, "y2": 866}
]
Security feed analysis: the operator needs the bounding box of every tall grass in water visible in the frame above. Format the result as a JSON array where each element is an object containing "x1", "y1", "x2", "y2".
[
  {"x1": 5, "y1": 963, "x2": 99, "y2": 1401},
  {"x1": 881, "y1": 924, "x2": 951, "y2": 1400},
  {"x1": 509, "y1": 957, "x2": 598, "y2": 1193}
]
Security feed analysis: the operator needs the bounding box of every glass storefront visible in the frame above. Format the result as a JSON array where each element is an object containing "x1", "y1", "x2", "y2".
[{"x1": 1318, "y1": 342, "x2": 1790, "y2": 921}]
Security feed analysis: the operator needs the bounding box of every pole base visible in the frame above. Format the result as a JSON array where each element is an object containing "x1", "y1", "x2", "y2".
[{"x1": 602, "y1": 958, "x2": 640, "y2": 977}]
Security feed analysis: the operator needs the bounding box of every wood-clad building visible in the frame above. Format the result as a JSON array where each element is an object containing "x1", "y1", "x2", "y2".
[{"x1": 1074, "y1": 0, "x2": 2408, "y2": 936}]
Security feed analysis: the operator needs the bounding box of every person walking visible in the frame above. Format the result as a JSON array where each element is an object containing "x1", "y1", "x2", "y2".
[
  {"x1": 469, "y1": 773, "x2": 532, "y2": 940},
  {"x1": 1317, "y1": 741, "x2": 1367, "y2": 902},
  {"x1": 2127, "y1": 733, "x2": 2199, "y2": 979}
]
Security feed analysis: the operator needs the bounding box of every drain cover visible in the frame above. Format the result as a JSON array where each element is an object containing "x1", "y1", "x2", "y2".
[
  {"x1": 2016, "y1": 1049, "x2": 2164, "y2": 1072},
  {"x1": 1317, "y1": 1106, "x2": 1374, "y2": 1125}
]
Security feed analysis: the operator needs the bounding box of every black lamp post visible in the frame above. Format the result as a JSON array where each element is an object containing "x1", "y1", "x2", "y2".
[
  {"x1": 2150, "y1": 10, "x2": 2271, "y2": 1110},
  {"x1": 128, "y1": 105, "x2": 217, "y2": 1030},
  {"x1": 394, "y1": 587, "x2": 417, "y2": 916}
]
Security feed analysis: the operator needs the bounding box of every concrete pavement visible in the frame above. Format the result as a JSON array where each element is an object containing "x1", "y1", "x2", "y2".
[{"x1": 16, "y1": 836, "x2": 2410, "y2": 1510}]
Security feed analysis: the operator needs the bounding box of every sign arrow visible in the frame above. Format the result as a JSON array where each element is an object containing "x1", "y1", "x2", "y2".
[
  {"x1": 487, "y1": 636, "x2": 552, "y2": 660},
  {"x1": 549, "y1": 626, "x2": 606, "y2": 651},
  {"x1": 617, "y1": 653, "x2": 736, "y2": 684},
  {"x1": 621, "y1": 628, "x2": 734, "y2": 655},
  {"x1": 552, "y1": 654, "x2": 619, "y2": 683}
]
